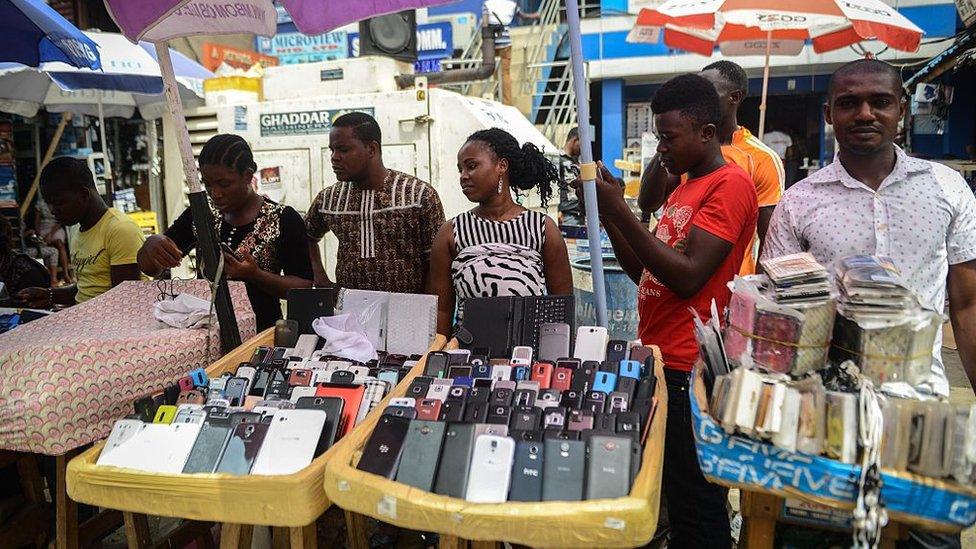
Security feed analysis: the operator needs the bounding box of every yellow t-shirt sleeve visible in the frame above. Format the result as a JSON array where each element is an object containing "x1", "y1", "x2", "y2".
[
  {"x1": 753, "y1": 153, "x2": 785, "y2": 208},
  {"x1": 106, "y1": 216, "x2": 145, "y2": 266}
]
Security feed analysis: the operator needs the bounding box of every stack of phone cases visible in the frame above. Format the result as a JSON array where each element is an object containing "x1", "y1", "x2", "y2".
[
  {"x1": 708, "y1": 367, "x2": 976, "y2": 483},
  {"x1": 356, "y1": 327, "x2": 659, "y2": 503},
  {"x1": 97, "y1": 339, "x2": 421, "y2": 476}
]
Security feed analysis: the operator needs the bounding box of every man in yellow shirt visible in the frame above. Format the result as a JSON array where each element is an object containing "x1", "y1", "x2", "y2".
[
  {"x1": 638, "y1": 61, "x2": 785, "y2": 274},
  {"x1": 17, "y1": 157, "x2": 144, "y2": 307}
]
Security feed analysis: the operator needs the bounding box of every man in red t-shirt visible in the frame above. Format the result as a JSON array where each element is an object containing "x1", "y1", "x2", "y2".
[{"x1": 584, "y1": 74, "x2": 757, "y2": 548}]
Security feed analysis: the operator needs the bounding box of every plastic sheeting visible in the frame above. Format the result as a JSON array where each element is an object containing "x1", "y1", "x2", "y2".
[
  {"x1": 690, "y1": 367, "x2": 976, "y2": 533},
  {"x1": 323, "y1": 344, "x2": 667, "y2": 548},
  {"x1": 66, "y1": 331, "x2": 446, "y2": 527}
]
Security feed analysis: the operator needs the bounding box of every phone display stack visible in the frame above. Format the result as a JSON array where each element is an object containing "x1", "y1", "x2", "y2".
[
  {"x1": 94, "y1": 336, "x2": 420, "y2": 476},
  {"x1": 324, "y1": 326, "x2": 668, "y2": 548}
]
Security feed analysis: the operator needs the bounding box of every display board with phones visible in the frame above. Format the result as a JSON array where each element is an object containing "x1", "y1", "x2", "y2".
[
  {"x1": 97, "y1": 337, "x2": 422, "y2": 477},
  {"x1": 356, "y1": 326, "x2": 660, "y2": 503}
]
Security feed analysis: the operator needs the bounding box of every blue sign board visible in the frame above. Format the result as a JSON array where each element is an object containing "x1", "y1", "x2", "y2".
[{"x1": 256, "y1": 30, "x2": 348, "y2": 65}]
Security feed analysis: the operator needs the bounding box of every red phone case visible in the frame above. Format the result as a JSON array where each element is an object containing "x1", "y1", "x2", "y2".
[
  {"x1": 551, "y1": 367, "x2": 573, "y2": 391},
  {"x1": 415, "y1": 398, "x2": 443, "y2": 421},
  {"x1": 178, "y1": 376, "x2": 194, "y2": 392},
  {"x1": 288, "y1": 369, "x2": 312, "y2": 387},
  {"x1": 531, "y1": 362, "x2": 553, "y2": 390},
  {"x1": 314, "y1": 383, "x2": 366, "y2": 436}
]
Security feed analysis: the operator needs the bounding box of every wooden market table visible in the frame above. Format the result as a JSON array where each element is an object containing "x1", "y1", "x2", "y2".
[{"x1": 0, "y1": 280, "x2": 256, "y2": 548}]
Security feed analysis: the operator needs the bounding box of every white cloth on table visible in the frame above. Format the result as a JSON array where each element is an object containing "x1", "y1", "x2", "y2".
[
  {"x1": 153, "y1": 293, "x2": 212, "y2": 329},
  {"x1": 313, "y1": 313, "x2": 377, "y2": 363}
]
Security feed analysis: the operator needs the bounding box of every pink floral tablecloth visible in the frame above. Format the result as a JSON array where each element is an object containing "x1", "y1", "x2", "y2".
[{"x1": 0, "y1": 280, "x2": 256, "y2": 455}]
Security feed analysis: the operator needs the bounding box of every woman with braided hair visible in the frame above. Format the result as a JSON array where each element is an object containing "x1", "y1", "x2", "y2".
[
  {"x1": 427, "y1": 127, "x2": 573, "y2": 336},
  {"x1": 138, "y1": 134, "x2": 312, "y2": 329}
]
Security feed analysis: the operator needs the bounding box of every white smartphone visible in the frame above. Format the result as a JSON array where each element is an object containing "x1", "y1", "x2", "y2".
[
  {"x1": 174, "y1": 406, "x2": 207, "y2": 425},
  {"x1": 538, "y1": 323, "x2": 571, "y2": 363},
  {"x1": 305, "y1": 360, "x2": 330, "y2": 370},
  {"x1": 347, "y1": 365, "x2": 371, "y2": 384},
  {"x1": 290, "y1": 386, "x2": 318, "y2": 403},
  {"x1": 97, "y1": 419, "x2": 145, "y2": 465},
  {"x1": 464, "y1": 435, "x2": 516, "y2": 503},
  {"x1": 326, "y1": 360, "x2": 352, "y2": 371},
  {"x1": 573, "y1": 326, "x2": 609, "y2": 362},
  {"x1": 235, "y1": 366, "x2": 257, "y2": 387},
  {"x1": 511, "y1": 346, "x2": 533, "y2": 366},
  {"x1": 252, "y1": 409, "x2": 327, "y2": 475},
  {"x1": 426, "y1": 383, "x2": 450, "y2": 402},
  {"x1": 389, "y1": 397, "x2": 416, "y2": 408},
  {"x1": 292, "y1": 334, "x2": 320, "y2": 360},
  {"x1": 491, "y1": 365, "x2": 512, "y2": 382},
  {"x1": 311, "y1": 370, "x2": 332, "y2": 385}
]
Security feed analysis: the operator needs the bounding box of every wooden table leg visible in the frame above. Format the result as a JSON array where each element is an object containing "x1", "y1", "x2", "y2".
[
  {"x1": 288, "y1": 523, "x2": 316, "y2": 549},
  {"x1": 122, "y1": 513, "x2": 151, "y2": 549},
  {"x1": 54, "y1": 452, "x2": 78, "y2": 549},
  {"x1": 469, "y1": 541, "x2": 496, "y2": 549},
  {"x1": 271, "y1": 527, "x2": 288, "y2": 549},
  {"x1": 343, "y1": 510, "x2": 370, "y2": 549},
  {"x1": 438, "y1": 535, "x2": 466, "y2": 549},
  {"x1": 219, "y1": 523, "x2": 253, "y2": 549},
  {"x1": 740, "y1": 491, "x2": 779, "y2": 549}
]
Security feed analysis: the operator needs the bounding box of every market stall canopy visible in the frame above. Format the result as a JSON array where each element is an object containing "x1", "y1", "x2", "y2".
[
  {"x1": 0, "y1": 0, "x2": 100, "y2": 69},
  {"x1": 0, "y1": 31, "x2": 211, "y2": 119},
  {"x1": 104, "y1": 0, "x2": 457, "y2": 41}
]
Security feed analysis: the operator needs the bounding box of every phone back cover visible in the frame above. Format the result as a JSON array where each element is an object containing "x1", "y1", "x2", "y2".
[
  {"x1": 395, "y1": 420, "x2": 446, "y2": 491},
  {"x1": 542, "y1": 438, "x2": 585, "y2": 501},
  {"x1": 214, "y1": 422, "x2": 269, "y2": 475},
  {"x1": 510, "y1": 440, "x2": 545, "y2": 501},
  {"x1": 433, "y1": 423, "x2": 477, "y2": 498}
]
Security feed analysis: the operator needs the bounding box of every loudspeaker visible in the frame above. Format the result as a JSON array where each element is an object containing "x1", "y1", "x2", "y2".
[{"x1": 358, "y1": 11, "x2": 417, "y2": 63}]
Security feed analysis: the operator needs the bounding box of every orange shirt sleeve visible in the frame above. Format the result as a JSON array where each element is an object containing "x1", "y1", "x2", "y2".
[{"x1": 752, "y1": 150, "x2": 785, "y2": 208}]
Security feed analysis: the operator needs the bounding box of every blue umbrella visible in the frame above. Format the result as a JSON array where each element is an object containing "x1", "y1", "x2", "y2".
[{"x1": 0, "y1": 0, "x2": 100, "y2": 69}]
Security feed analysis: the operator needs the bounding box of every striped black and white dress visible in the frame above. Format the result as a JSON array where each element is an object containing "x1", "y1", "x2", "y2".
[{"x1": 451, "y1": 209, "x2": 548, "y2": 321}]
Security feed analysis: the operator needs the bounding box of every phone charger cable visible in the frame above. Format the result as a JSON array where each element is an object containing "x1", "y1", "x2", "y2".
[{"x1": 853, "y1": 379, "x2": 887, "y2": 549}]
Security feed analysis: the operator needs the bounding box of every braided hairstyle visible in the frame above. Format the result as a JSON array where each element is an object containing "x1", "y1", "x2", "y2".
[
  {"x1": 198, "y1": 134, "x2": 257, "y2": 175},
  {"x1": 466, "y1": 128, "x2": 559, "y2": 207}
]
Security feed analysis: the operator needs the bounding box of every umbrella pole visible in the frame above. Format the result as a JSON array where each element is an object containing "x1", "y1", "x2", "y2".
[
  {"x1": 154, "y1": 41, "x2": 241, "y2": 354},
  {"x1": 19, "y1": 112, "x2": 71, "y2": 219},
  {"x1": 758, "y1": 30, "x2": 772, "y2": 140},
  {"x1": 565, "y1": 0, "x2": 608, "y2": 328},
  {"x1": 97, "y1": 96, "x2": 113, "y2": 198}
]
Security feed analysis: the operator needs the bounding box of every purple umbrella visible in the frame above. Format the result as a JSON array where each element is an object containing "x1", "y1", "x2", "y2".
[{"x1": 101, "y1": 0, "x2": 456, "y2": 352}]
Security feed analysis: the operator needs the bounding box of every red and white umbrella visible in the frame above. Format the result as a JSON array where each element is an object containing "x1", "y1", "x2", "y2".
[{"x1": 628, "y1": 0, "x2": 924, "y2": 137}]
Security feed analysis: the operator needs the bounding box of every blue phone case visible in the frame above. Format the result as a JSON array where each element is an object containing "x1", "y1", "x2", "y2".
[
  {"x1": 592, "y1": 372, "x2": 617, "y2": 394},
  {"x1": 513, "y1": 366, "x2": 530, "y2": 381},
  {"x1": 472, "y1": 364, "x2": 492, "y2": 378},
  {"x1": 453, "y1": 376, "x2": 474, "y2": 387},
  {"x1": 618, "y1": 360, "x2": 642, "y2": 380},
  {"x1": 190, "y1": 368, "x2": 209, "y2": 387}
]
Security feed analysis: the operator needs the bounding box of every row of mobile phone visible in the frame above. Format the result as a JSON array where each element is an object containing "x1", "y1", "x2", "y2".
[{"x1": 359, "y1": 412, "x2": 640, "y2": 503}]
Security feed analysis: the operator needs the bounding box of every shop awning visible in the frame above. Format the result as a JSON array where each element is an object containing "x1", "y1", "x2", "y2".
[{"x1": 905, "y1": 27, "x2": 976, "y2": 88}]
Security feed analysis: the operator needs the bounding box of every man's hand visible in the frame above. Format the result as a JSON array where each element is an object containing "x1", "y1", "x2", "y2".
[
  {"x1": 140, "y1": 234, "x2": 184, "y2": 274},
  {"x1": 16, "y1": 287, "x2": 50, "y2": 309},
  {"x1": 571, "y1": 161, "x2": 628, "y2": 219},
  {"x1": 222, "y1": 250, "x2": 258, "y2": 281}
]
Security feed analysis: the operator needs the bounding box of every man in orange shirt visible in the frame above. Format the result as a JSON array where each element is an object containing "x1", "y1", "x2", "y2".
[{"x1": 638, "y1": 61, "x2": 784, "y2": 274}]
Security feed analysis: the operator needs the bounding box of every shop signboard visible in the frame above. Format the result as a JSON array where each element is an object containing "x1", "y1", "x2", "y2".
[
  {"x1": 256, "y1": 30, "x2": 349, "y2": 65},
  {"x1": 201, "y1": 43, "x2": 279, "y2": 71},
  {"x1": 348, "y1": 21, "x2": 453, "y2": 73},
  {"x1": 259, "y1": 107, "x2": 375, "y2": 137},
  {"x1": 957, "y1": 0, "x2": 976, "y2": 27}
]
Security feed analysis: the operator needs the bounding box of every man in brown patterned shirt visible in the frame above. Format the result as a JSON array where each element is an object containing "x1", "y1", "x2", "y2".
[{"x1": 305, "y1": 112, "x2": 445, "y2": 293}]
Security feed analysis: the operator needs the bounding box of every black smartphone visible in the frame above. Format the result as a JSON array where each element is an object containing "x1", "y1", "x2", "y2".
[
  {"x1": 490, "y1": 388, "x2": 514, "y2": 406},
  {"x1": 486, "y1": 404, "x2": 512, "y2": 425},
  {"x1": 439, "y1": 399, "x2": 466, "y2": 422},
  {"x1": 509, "y1": 406, "x2": 542, "y2": 431},
  {"x1": 513, "y1": 389, "x2": 537, "y2": 407},
  {"x1": 542, "y1": 438, "x2": 585, "y2": 501},
  {"x1": 383, "y1": 406, "x2": 418, "y2": 420},
  {"x1": 463, "y1": 401, "x2": 489, "y2": 423},
  {"x1": 543, "y1": 407, "x2": 568, "y2": 429},
  {"x1": 616, "y1": 411, "x2": 642, "y2": 444},
  {"x1": 468, "y1": 386, "x2": 491, "y2": 402},
  {"x1": 220, "y1": 243, "x2": 240, "y2": 260},
  {"x1": 559, "y1": 390, "x2": 583, "y2": 409},
  {"x1": 472, "y1": 364, "x2": 492, "y2": 379},
  {"x1": 394, "y1": 420, "x2": 446, "y2": 491},
  {"x1": 509, "y1": 440, "x2": 545, "y2": 502},
  {"x1": 447, "y1": 386, "x2": 469, "y2": 401},
  {"x1": 605, "y1": 340, "x2": 628, "y2": 364},
  {"x1": 407, "y1": 377, "x2": 433, "y2": 400},
  {"x1": 425, "y1": 352, "x2": 450, "y2": 378},
  {"x1": 357, "y1": 415, "x2": 411, "y2": 478},
  {"x1": 295, "y1": 396, "x2": 344, "y2": 455},
  {"x1": 433, "y1": 423, "x2": 478, "y2": 498},
  {"x1": 583, "y1": 391, "x2": 607, "y2": 414}
]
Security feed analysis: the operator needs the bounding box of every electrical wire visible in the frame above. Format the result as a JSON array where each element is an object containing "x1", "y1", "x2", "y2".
[{"x1": 852, "y1": 379, "x2": 887, "y2": 548}]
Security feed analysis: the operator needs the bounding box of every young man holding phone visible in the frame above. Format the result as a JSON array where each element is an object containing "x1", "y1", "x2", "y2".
[{"x1": 579, "y1": 74, "x2": 757, "y2": 548}]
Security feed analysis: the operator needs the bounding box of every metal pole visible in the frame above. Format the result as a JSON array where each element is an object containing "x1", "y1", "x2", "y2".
[
  {"x1": 155, "y1": 41, "x2": 241, "y2": 353},
  {"x1": 565, "y1": 0, "x2": 608, "y2": 328},
  {"x1": 758, "y1": 30, "x2": 772, "y2": 140}
]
